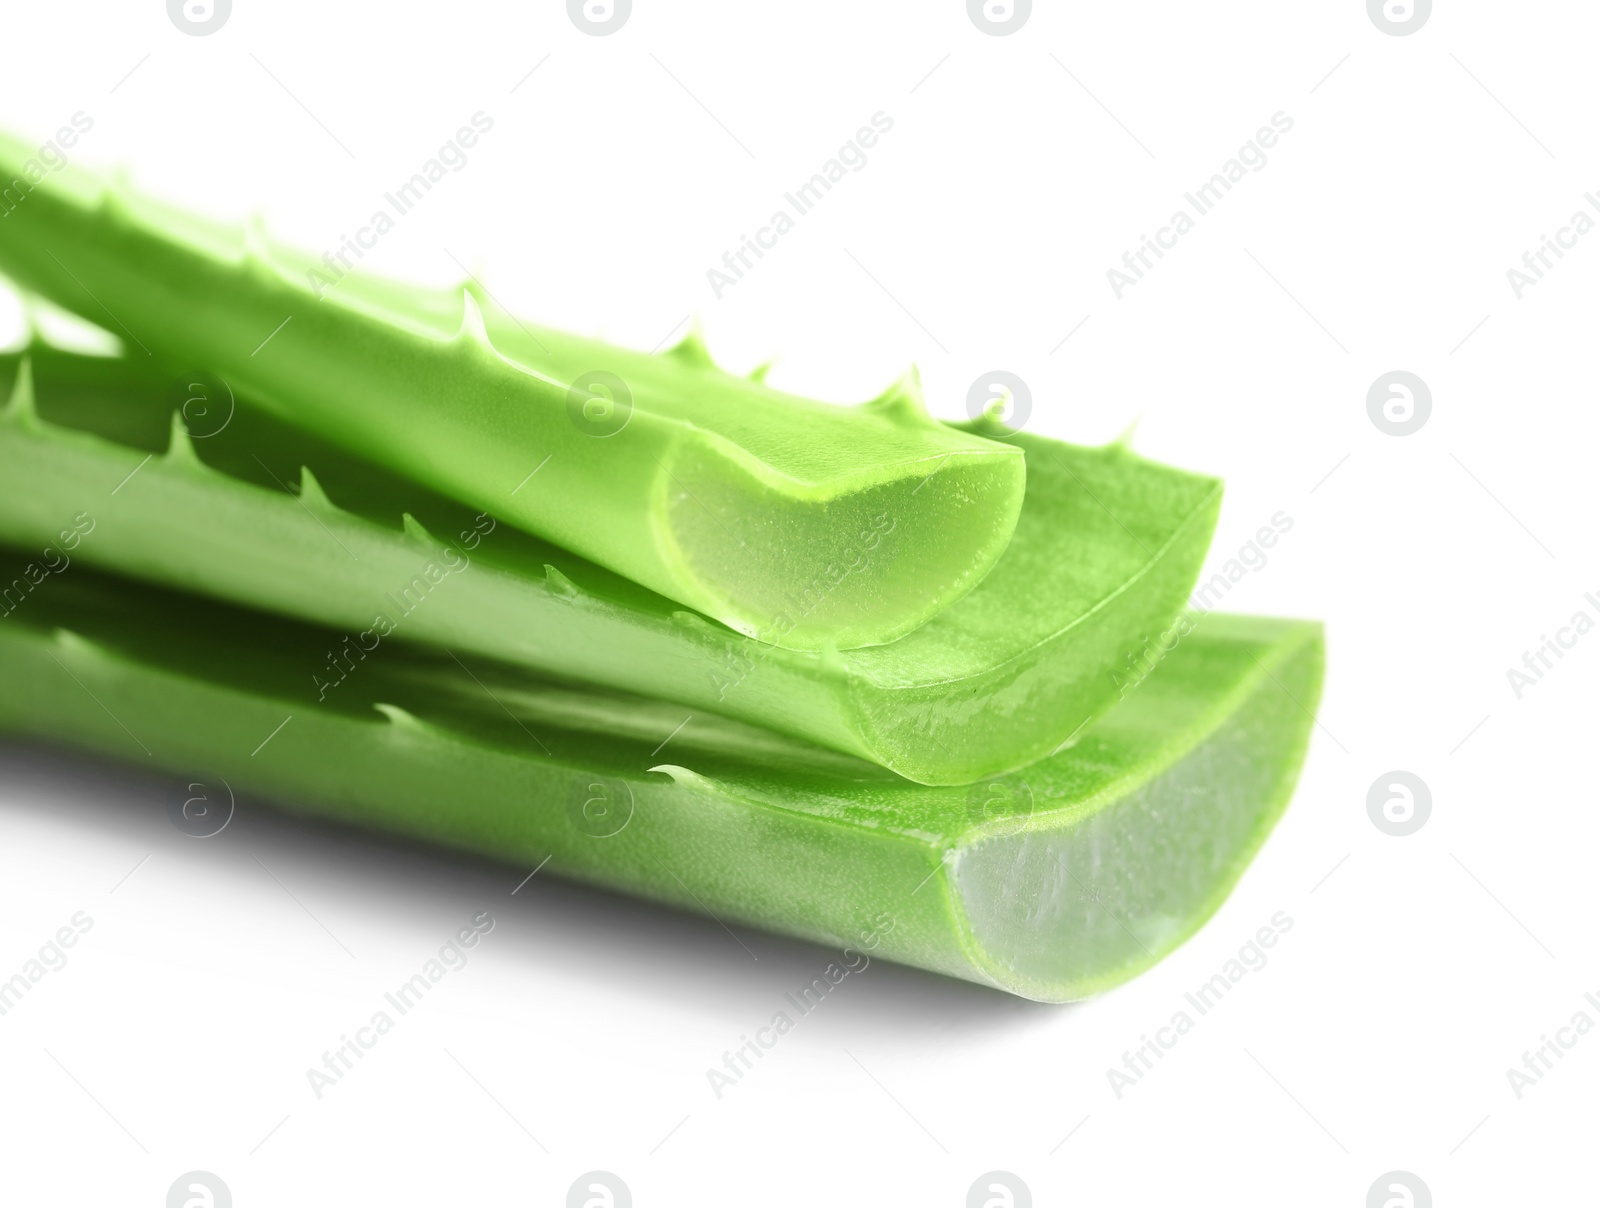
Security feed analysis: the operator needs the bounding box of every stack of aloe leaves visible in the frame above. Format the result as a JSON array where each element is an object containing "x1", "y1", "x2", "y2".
[{"x1": 0, "y1": 135, "x2": 1322, "y2": 1002}]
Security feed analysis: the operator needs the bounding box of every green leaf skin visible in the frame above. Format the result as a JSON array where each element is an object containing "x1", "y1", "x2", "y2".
[
  {"x1": 0, "y1": 555, "x2": 1323, "y2": 1002},
  {"x1": 0, "y1": 133, "x2": 1024, "y2": 652},
  {"x1": 0, "y1": 344, "x2": 1221, "y2": 786}
]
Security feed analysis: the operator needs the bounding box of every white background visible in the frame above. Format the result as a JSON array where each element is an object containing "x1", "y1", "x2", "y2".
[{"x1": 0, "y1": 1, "x2": 1594, "y2": 1204}]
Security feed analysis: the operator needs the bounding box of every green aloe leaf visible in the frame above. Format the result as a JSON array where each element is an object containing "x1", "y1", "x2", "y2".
[
  {"x1": 0, "y1": 554, "x2": 1322, "y2": 1002},
  {"x1": 0, "y1": 342, "x2": 1220, "y2": 785},
  {"x1": 0, "y1": 131, "x2": 1025, "y2": 652}
]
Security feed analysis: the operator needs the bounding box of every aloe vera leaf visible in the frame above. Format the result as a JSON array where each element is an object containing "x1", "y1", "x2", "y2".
[
  {"x1": 0, "y1": 343, "x2": 1221, "y2": 785},
  {"x1": 0, "y1": 553, "x2": 1323, "y2": 1002},
  {"x1": 0, "y1": 134, "x2": 1024, "y2": 652}
]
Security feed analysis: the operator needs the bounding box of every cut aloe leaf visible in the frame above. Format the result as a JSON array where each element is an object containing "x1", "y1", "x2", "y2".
[
  {"x1": 0, "y1": 342, "x2": 1220, "y2": 786},
  {"x1": 0, "y1": 554, "x2": 1322, "y2": 1002},
  {"x1": 0, "y1": 133, "x2": 1024, "y2": 651}
]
